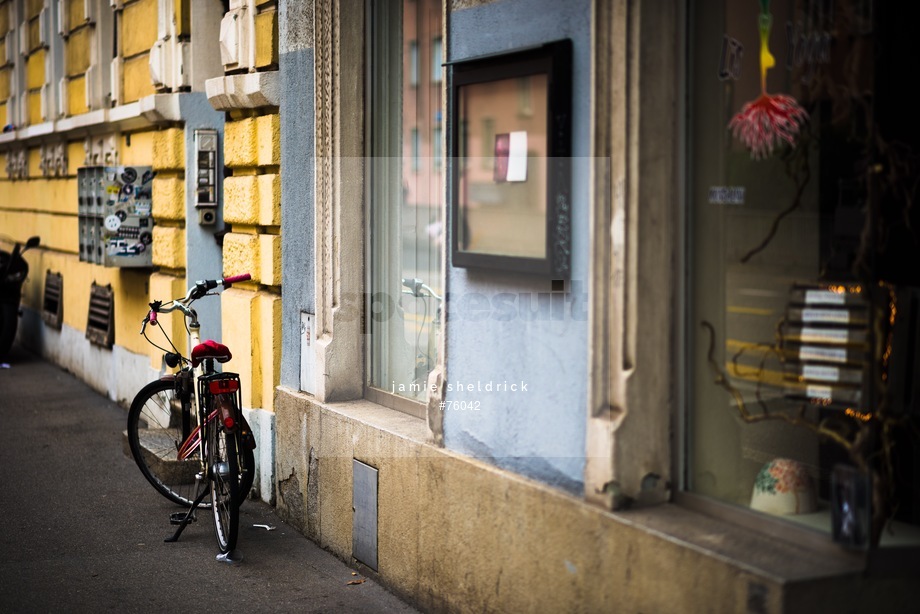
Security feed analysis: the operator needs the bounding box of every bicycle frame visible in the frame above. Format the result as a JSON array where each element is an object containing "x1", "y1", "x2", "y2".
[
  {"x1": 154, "y1": 300, "x2": 211, "y2": 475},
  {"x1": 142, "y1": 276, "x2": 247, "y2": 476},
  {"x1": 134, "y1": 274, "x2": 252, "y2": 552}
]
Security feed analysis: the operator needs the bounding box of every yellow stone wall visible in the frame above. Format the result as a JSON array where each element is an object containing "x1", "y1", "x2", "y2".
[
  {"x1": 1, "y1": 0, "x2": 281, "y2": 430},
  {"x1": 66, "y1": 0, "x2": 86, "y2": 27},
  {"x1": 254, "y1": 8, "x2": 278, "y2": 70},
  {"x1": 66, "y1": 77, "x2": 89, "y2": 116},
  {"x1": 61, "y1": 0, "x2": 94, "y2": 116},
  {"x1": 0, "y1": 227, "x2": 151, "y2": 358},
  {"x1": 0, "y1": 0, "x2": 9, "y2": 119},
  {"x1": 119, "y1": 0, "x2": 158, "y2": 104},
  {"x1": 13, "y1": 0, "x2": 44, "y2": 127},
  {"x1": 145, "y1": 126, "x2": 188, "y2": 366},
  {"x1": 147, "y1": 273, "x2": 189, "y2": 368},
  {"x1": 0, "y1": 1, "x2": 9, "y2": 34},
  {"x1": 220, "y1": 110, "x2": 281, "y2": 411},
  {"x1": 0, "y1": 127, "x2": 177, "y2": 362}
]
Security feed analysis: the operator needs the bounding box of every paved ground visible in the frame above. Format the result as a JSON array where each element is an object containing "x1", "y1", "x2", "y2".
[{"x1": 0, "y1": 346, "x2": 418, "y2": 613}]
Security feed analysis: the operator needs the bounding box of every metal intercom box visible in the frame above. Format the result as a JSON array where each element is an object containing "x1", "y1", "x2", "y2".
[{"x1": 78, "y1": 166, "x2": 154, "y2": 268}]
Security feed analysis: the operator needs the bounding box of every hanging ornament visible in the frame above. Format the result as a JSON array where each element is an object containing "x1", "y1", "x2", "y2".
[{"x1": 728, "y1": 0, "x2": 808, "y2": 159}]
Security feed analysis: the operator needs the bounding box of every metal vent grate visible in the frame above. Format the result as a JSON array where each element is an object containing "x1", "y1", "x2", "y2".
[
  {"x1": 41, "y1": 271, "x2": 63, "y2": 330},
  {"x1": 86, "y1": 282, "x2": 114, "y2": 348},
  {"x1": 352, "y1": 459, "x2": 379, "y2": 571}
]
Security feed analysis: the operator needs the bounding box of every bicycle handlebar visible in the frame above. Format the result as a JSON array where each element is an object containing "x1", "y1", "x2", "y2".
[
  {"x1": 401, "y1": 277, "x2": 442, "y2": 301},
  {"x1": 222, "y1": 273, "x2": 251, "y2": 286},
  {"x1": 140, "y1": 273, "x2": 251, "y2": 334}
]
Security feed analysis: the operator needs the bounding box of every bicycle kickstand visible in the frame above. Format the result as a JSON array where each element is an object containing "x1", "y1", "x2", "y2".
[{"x1": 164, "y1": 484, "x2": 210, "y2": 543}]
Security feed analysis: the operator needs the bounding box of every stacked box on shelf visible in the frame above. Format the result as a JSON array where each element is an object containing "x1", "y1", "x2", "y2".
[{"x1": 781, "y1": 284, "x2": 869, "y2": 410}]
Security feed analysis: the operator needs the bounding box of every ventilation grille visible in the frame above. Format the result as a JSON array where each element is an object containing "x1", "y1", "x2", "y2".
[
  {"x1": 86, "y1": 282, "x2": 114, "y2": 348},
  {"x1": 41, "y1": 271, "x2": 63, "y2": 330}
]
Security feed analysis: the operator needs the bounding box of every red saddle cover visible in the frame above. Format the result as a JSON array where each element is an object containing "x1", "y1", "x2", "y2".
[{"x1": 191, "y1": 339, "x2": 232, "y2": 367}]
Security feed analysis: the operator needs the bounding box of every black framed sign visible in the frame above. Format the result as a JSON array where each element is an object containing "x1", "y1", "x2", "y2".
[{"x1": 450, "y1": 39, "x2": 572, "y2": 277}]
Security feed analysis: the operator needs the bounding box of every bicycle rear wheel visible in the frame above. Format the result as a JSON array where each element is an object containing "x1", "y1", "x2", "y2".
[
  {"x1": 209, "y1": 427, "x2": 240, "y2": 554},
  {"x1": 127, "y1": 379, "x2": 204, "y2": 507}
]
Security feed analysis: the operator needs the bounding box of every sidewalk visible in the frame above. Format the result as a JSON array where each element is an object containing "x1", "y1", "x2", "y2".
[{"x1": 0, "y1": 345, "x2": 419, "y2": 613}]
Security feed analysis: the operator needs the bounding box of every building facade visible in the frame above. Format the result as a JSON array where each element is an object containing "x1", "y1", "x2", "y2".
[{"x1": 3, "y1": 0, "x2": 919, "y2": 611}]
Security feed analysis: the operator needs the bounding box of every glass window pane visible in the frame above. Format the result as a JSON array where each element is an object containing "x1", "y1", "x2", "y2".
[
  {"x1": 368, "y1": 0, "x2": 443, "y2": 403},
  {"x1": 688, "y1": 0, "x2": 920, "y2": 546},
  {"x1": 409, "y1": 40, "x2": 418, "y2": 86},
  {"x1": 432, "y1": 36, "x2": 442, "y2": 83}
]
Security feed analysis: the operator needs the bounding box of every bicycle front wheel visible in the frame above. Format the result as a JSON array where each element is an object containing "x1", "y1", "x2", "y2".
[
  {"x1": 127, "y1": 379, "x2": 205, "y2": 507},
  {"x1": 209, "y1": 427, "x2": 240, "y2": 554}
]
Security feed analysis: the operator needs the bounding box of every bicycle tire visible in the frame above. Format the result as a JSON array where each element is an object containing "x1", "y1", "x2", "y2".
[
  {"x1": 209, "y1": 427, "x2": 240, "y2": 553},
  {"x1": 127, "y1": 379, "x2": 205, "y2": 507}
]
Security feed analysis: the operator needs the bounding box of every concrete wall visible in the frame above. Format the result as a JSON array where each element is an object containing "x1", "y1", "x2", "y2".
[
  {"x1": 180, "y1": 93, "x2": 226, "y2": 344},
  {"x1": 206, "y1": 1, "x2": 284, "y2": 503},
  {"x1": 443, "y1": 0, "x2": 591, "y2": 494},
  {"x1": 274, "y1": 386, "x2": 919, "y2": 614},
  {"x1": 278, "y1": 0, "x2": 315, "y2": 391}
]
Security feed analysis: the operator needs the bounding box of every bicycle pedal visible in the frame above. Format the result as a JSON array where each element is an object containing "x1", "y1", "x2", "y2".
[{"x1": 170, "y1": 512, "x2": 196, "y2": 525}]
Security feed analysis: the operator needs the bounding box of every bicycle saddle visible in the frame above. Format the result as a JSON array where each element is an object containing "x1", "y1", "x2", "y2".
[{"x1": 191, "y1": 339, "x2": 232, "y2": 367}]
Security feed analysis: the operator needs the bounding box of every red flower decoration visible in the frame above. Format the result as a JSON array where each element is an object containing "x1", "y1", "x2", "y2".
[
  {"x1": 729, "y1": 93, "x2": 808, "y2": 160},
  {"x1": 728, "y1": 2, "x2": 808, "y2": 159}
]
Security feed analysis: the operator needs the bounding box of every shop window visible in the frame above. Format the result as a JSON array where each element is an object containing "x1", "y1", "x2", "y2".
[
  {"x1": 366, "y1": 0, "x2": 443, "y2": 413},
  {"x1": 688, "y1": 0, "x2": 920, "y2": 548}
]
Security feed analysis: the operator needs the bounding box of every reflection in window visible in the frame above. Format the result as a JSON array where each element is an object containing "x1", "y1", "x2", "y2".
[
  {"x1": 480, "y1": 117, "x2": 494, "y2": 169},
  {"x1": 409, "y1": 40, "x2": 418, "y2": 86},
  {"x1": 433, "y1": 127, "x2": 442, "y2": 169},
  {"x1": 432, "y1": 36, "x2": 442, "y2": 83},
  {"x1": 368, "y1": 0, "x2": 443, "y2": 404},
  {"x1": 457, "y1": 75, "x2": 548, "y2": 259},
  {"x1": 518, "y1": 77, "x2": 532, "y2": 117},
  {"x1": 688, "y1": 0, "x2": 920, "y2": 547}
]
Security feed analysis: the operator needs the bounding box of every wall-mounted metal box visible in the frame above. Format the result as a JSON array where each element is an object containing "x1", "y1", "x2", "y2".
[{"x1": 78, "y1": 166, "x2": 154, "y2": 268}]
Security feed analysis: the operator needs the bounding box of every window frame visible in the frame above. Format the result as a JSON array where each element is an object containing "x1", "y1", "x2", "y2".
[
  {"x1": 674, "y1": 0, "x2": 920, "y2": 562},
  {"x1": 448, "y1": 40, "x2": 572, "y2": 277},
  {"x1": 342, "y1": 0, "x2": 446, "y2": 419}
]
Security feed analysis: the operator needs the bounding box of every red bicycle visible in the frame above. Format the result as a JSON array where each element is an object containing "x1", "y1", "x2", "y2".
[{"x1": 127, "y1": 274, "x2": 255, "y2": 559}]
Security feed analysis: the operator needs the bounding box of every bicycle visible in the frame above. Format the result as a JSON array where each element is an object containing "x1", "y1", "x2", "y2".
[
  {"x1": 401, "y1": 276, "x2": 442, "y2": 393},
  {"x1": 127, "y1": 274, "x2": 255, "y2": 558}
]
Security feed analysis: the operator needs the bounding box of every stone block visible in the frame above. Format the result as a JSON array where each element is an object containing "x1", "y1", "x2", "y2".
[
  {"x1": 256, "y1": 114, "x2": 280, "y2": 166},
  {"x1": 153, "y1": 128, "x2": 185, "y2": 170},
  {"x1": 152, "y1": 225, "x2": 185, "y2": 269},
  {"x1": 225, "y1": 117, "x2": 258, "y2": 168},
  {"x1": 222, "y1": 232, "x2": 260, "y2": 283},
  {"x1": 151, "y1": 177, "x2": 185, "y2": 221},
  {"x1": 223, "y1": 174, "x2": 259, "y2": 225}
]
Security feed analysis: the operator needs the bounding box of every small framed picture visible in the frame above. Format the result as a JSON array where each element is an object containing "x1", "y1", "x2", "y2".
[
  {"x1": 830, "y1": 464, "x2": 871, "y2": 549},
  {"x1": 450, "y1": 40, "x2": 572, "y2": 277}
]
